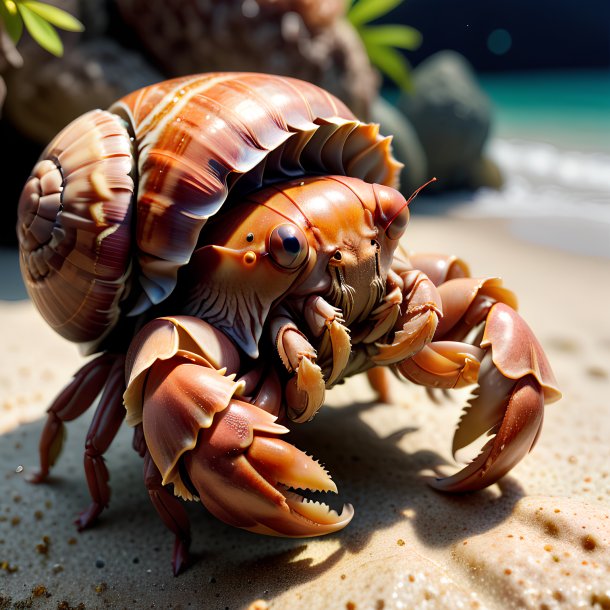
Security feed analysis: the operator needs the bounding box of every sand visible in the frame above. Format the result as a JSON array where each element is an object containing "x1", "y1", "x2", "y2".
[{"x1": 1, "y1": 215, "x2": 609, "y2": 610}]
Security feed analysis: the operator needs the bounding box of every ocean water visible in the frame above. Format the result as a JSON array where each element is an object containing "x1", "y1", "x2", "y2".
[
  {"x1": 482, "y1": 70, "x2": 610, "y2": 153},
  {"x1": 418, "y1": 70, "x2": 610, "y2": 258}
]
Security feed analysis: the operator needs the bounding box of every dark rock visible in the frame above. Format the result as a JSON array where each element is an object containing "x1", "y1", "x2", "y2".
[
  {"x1": 399, "y1": 50, "x2": 502, "y2": 190},
  {"x1": 370, "y1": 95, "x2": 428, "y2": 195}
]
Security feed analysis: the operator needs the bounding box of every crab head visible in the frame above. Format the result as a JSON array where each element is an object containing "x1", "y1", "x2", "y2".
[{"x1": 180, "y1": 175, "x2": 411, "y2": 355}]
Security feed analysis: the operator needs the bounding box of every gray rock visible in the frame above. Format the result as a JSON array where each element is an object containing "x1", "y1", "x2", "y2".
[
  {"x1": 370, "y1": 94, "x2": 428, "y2": 195},
  {"x1": 4, "y1": 39, "x2": 162, "y2": 142},
  {"x1": 399, "y1": 50, "x2": 501, "y2": 190}
]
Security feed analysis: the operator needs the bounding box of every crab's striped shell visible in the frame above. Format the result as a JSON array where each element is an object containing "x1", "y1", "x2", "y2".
[{"x1": 17, "y1": 72, "x2": 401, "y2": 351}]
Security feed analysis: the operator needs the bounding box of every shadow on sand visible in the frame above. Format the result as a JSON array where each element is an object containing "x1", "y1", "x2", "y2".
[{"x1": 0, "y1": 395, "x2": 524, "y2": 608}]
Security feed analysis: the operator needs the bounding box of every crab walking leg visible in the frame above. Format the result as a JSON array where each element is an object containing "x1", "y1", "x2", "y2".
[
  {"x1": 76, "y1": 355, "x2": 127, "y2": 529},
  {"x1": 303, "y1": 296, "x2": 352, "y2": 386},
  {"x1": 271, "y1": 296, "x2": 355, "y2": 423},
  {"x1": 29, "y1": 353, "x2": 116, "y2": 483},
  {"x1": 396, "y1": 276, "x2": 561, "y2": 492},
  {"x1": 406, "y1": 252, "x2": 471, "y2": 286},
  {"x1": 143, "y1": 448, "x2": 192, "y2": 576},
  {"x1": 124, "y1": 315, "x2": 353, "y2": 564}
]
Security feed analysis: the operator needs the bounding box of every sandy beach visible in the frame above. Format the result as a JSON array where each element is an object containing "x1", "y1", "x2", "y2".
[{"x1": 1, "y1": 210, "x2": 608, "y2": 609}]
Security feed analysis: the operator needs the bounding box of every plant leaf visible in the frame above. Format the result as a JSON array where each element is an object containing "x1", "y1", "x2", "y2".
[
  {"x1": 0, "y1": 1, "x2": 24, "y2": 43},
  {"x1": 347, "y1": 0, "x2": 403, "y2": 27},
  {"x1": 360, "y1": 25, "x2": 422, "y2": 50},
  {"x1": 21, "y1": 1, "x2": 83, "y2": 31},
  {"x1": 17, "y1": 2, "x2": 63, "y2": 55},
  {"x1": 366, "y1": 43, "x2": 414, "y2": 92}
]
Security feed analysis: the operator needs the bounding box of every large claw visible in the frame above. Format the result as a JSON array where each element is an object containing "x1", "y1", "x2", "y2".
[
  {"x1": 183, "y1": 400, "x2": 354, "y2": 536},
  {"x1": 430, "y1": 303, "x2": 561, "y2": 492},
  {"x1": 125, "y1": 315, "x2": 352, "y2": 575}
]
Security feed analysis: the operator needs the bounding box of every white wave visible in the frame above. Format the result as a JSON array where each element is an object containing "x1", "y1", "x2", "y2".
[{"x1": 427, "y1": 139, "x2": 610, "y2": 258}]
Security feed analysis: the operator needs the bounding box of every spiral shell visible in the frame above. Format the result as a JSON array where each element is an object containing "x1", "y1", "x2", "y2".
[{"x1": 17, "y1": 72, "x2": 401, "y2": 351}]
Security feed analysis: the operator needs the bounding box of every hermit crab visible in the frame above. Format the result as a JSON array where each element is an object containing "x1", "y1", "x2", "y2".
[{"x1": 17, "y1": 72, "x2": 560, "y2": 574}]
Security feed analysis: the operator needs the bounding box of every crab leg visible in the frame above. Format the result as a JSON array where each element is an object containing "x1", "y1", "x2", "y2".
[
  {"x1": 303, "y1": 296, "x2": 351, "y2": 386},
  {"x1": 28, "y1": 352, "x2": 127, "y2": 530},
  {"x1": 29, "y1": 352, "x2": 116, "y2": 483},
  {"x1": 366, "y1": 253, "x2": 469, "y2": 400},
  {"x1": 270, "y1": 296, "x2": 354, "y2": 424},
  {"x1": 143, "y1": 446, "x2": 191, "y2": 576},
  {"x1": 271, "y1": 314, "x2": 326, "y2": 423},
  {"x1": 76, "y1": 355, "x2": 126, "y2": 529},
  {"x1": 395, "y1": 274, "x2": 561, "y2": 491},
  {"x1": 124, "y1": 316, "x2": 353, "y2": 569}
]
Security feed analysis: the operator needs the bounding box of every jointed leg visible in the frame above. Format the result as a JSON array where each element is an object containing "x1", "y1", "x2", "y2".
[
  {"x1": 366, "y1": 252, "x2": 469, "y2": 401},
  {"x1": 76, "y1": 355, "x2": 126, "y2": 529},
  {"x1": 270, "y1": 295, "x2": 354, "y2": 423},
  {"x1": 124, "y1": 315, "x2": 353, "y2": 576},
  {"x1": 29, "y1": 353, "x2": 116, "y2": 483},
  {"x1": 391, "y1": 253, "x2": 561, "y2": 491},
  {"x1": 143, "y1": 446, "x2": 191, "y2": 576}
]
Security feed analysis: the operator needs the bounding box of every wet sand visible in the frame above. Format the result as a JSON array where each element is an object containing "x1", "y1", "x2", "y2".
[{"x1": 1, "y1": 215, "x2": 609, "y2": 609}]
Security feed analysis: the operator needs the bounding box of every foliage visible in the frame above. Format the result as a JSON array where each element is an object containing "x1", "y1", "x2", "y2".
[
  {"x1": 0, "y1": 0, "x2": 83, "y2": 57},
  {"x1": 347, "y1": 0, "x2": 421, "y2": 92}
]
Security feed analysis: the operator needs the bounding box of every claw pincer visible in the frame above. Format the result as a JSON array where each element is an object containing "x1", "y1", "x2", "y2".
[
  {"x1": 124, "y1": 316, "x2": 353, "y2": 541},
  {"x1": 395, "y1": 276, "x2": 561, "y2": 492}
]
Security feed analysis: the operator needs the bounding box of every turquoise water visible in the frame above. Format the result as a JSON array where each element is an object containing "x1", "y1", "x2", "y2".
[
  {"x1": 479, "y1": 70, "x2": 610, "y2": 152},
  {"x1": 420, "y1": 70, "x2": 610, "y2": 258}
]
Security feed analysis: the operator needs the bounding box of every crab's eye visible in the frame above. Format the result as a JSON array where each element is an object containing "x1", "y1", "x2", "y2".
[
  {"x1": 385, "y1": 206, "x2": 410, "y2": 241},
  {"x1": 268, "y1": 224, "x2": 308, "y2": 269}
]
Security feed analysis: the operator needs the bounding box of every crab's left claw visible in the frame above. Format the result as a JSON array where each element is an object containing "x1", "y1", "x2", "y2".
[
  {"x1": 184, "y1": 400, "x2": 354, "y2": 536},
  {"x1": 428, "y1": 303, "x2": 561, "y2": 492}
]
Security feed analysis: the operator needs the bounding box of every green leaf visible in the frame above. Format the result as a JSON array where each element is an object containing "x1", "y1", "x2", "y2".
[
  {"x1": 17, "y1": 2, "x2": 63, "y2": 55},
  {"x1": 347, "y1": 0, "x2": 403, "y2": 27},
  {"x1": 366, "y1": 43, "x2": 414, "y2": 92},
  {"x1": 0, "y1": 1, "x2": 24, "y2": 43},
  {"x1": 360, "y1": 25, "x2": 422, "y2": 50},
  {"x1": 21, "y1": 1, "x2": 83, "y2": 32}
]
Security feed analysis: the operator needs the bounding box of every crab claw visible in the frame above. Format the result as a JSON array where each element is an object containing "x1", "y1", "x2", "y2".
[
  {"x1": 183, "y1": 400, "x2": 354, "y2": 536},
  {"x1": 430, "y1": 303, "x2": 561, "y2": 492}
]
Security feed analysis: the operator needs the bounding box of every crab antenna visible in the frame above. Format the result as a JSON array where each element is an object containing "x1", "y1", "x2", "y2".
[{"x1": 406, "y1": 177, "x2": 438, "y2": 206}]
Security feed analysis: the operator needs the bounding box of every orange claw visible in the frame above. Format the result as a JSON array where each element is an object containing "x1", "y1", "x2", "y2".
[
  {"x1": 125, "y1": 316, "x2": 353, "y2": 538},
  {"x1": 430, "y1": 303, "x2": 561, "y2": 492},
  {"x1": 183, "y1": 400, "x2": 354, "y2": 536}
]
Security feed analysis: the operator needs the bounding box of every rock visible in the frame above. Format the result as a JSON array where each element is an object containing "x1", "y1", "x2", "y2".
[
  {"x1": 399, "y1": 50, "x2": 502, "y2": 190},
  {"x1": 370, "y1": 94, "x2": 428, "y2": 195},
  {"x1": 3, "y1": 39, "x2": 162, "y2": 143}
]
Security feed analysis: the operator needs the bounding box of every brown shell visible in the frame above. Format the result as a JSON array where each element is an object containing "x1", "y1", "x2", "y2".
[{"x1": 17, "y1": 72, "x2": 401, "y2": 350}]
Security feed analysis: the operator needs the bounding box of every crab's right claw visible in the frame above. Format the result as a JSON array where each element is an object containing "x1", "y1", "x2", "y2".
[
  {"x1": 184, "y1": 401, "x2": 354, "y2": 536},
  {"x1": 125, "y1": 315, "x2": 352, "y2": 538}
]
